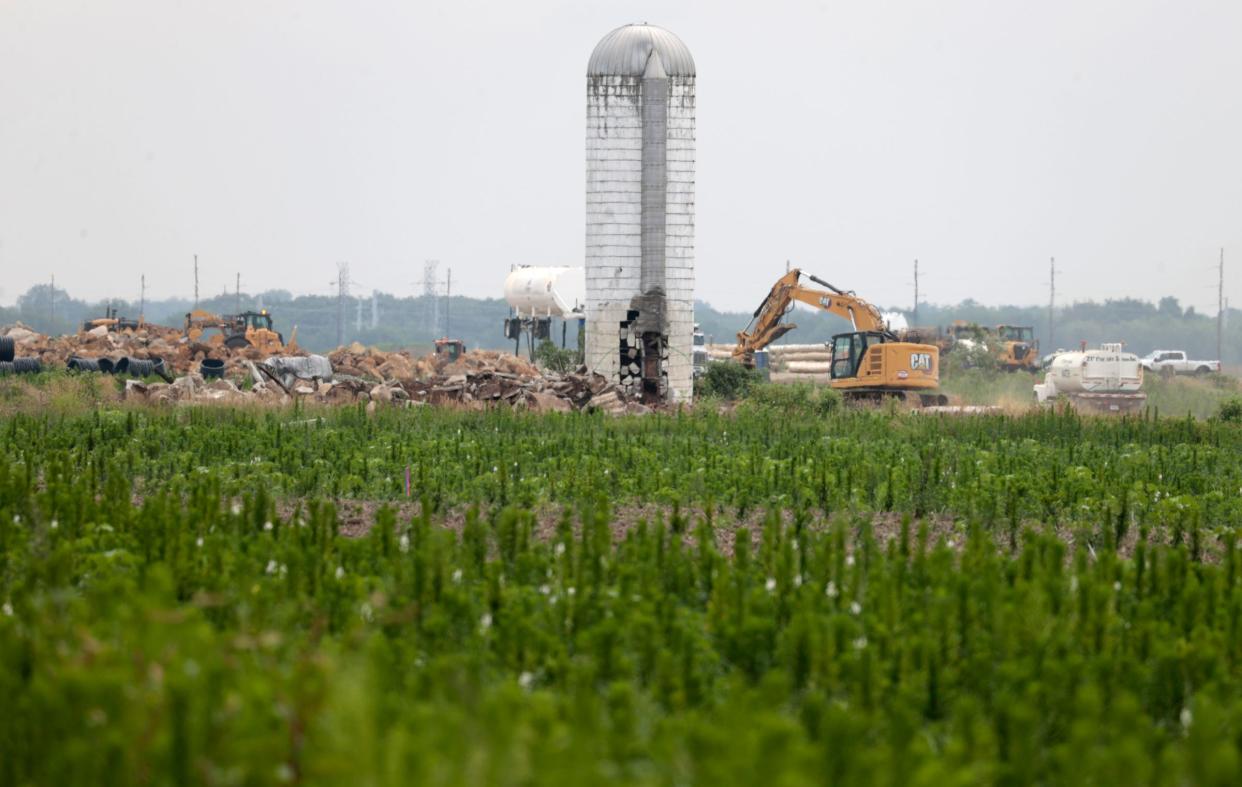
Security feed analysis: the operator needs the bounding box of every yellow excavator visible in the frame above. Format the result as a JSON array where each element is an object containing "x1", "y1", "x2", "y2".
[
  {"x1": 184, "y1": 309, "x2": 286, "y2": 352},
  {"x1": 733, "y1": 268, "x2": 947, "y2": 406}
]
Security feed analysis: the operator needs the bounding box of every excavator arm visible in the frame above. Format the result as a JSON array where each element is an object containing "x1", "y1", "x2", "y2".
[{"x1": 732, "y1": 268, "x2": 889, "y2": 365}]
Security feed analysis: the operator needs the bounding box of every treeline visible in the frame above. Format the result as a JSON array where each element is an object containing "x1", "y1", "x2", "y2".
[{"x1": 3, "y1": 283, "x2": 1238, "y2": 362}]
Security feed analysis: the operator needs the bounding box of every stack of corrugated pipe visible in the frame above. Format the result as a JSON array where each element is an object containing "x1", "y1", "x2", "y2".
[
  {"x1": 66, "y1": 355, "x2": 173, "y2": 382},
  {"x1": 0, "y1": 336, "x2": 42, "y2": 376}
]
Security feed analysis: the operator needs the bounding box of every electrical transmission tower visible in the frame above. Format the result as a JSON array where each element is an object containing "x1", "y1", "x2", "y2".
[
  {"x1": 423, "y1": 260, "x2": 440, "y2": 337},
  {"x1": 336, "y1": 262, "x2": 350, "y2": 348}
]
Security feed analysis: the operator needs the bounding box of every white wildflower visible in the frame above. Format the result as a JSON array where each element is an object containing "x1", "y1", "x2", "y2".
[
  {"x1": 399, "y1": 534, "x2": 410, "y2": 554},
  {"x1": 1113, "y1": 581, "x2": 1122, "y2": 592},
  {"x1": 849, "y1": 601, "x2": 862, "y2": 616},
  {"x1": 479, "y1": 613, "x2": 492, "y2": 630},
  {"x1": 825, "y1": 581, "x2": 839, "y2": 598},
  {"x1": 853, "y1": 636, "x2": 868, "y2": 650},
  {"x1": 2, "y1": 602, "x2": 12, "y2": 617},
  {"x1": 845, "y1": 555, "x2": 855, "y2": 567},
  {"x1": 265, "y1": 560, "x2": 278, "y2": 575},
  {"x1": 765, "y1": 577, "x2": 777, "y2": 593},
  {"x1": 231, "y1": 502, "x2": 242, "y2": 515},
  {"x1": 50, "y1": 519, "x2": 58, "y2": 530},
  {"x1": 263, "y1": 521, "x2": 273, "y2": 532},
  {"x1": 195, "y1": 537, "x2": 204, "y2": 548},
  {"x1": 335, "y1": 566, "x2": 345, "y2": 580},
  {"x1": 452, "y1": 568, "x2": 463, "y2": 583},
  {"x1": 274, "y1": 763, "x2": 294, "y2": 783},
  {"x1": 946, "y1": 539, "x2": 956, "y2": 549},
  {"x1": 518, "y1": 671, "x2": 534, "y2": 690},
  {"x1": 11, "y1": 515, "x2": 19, "y2": 525},
  {"x1": 360, "y1": 603, "x2": 374, "y2": 623},
  {"x1": 492, "y1": 466, "x2": 498, "y2": 473},
  {"x1": 793, "y1": 574, "x2": 803, "y2": 588},
  {"x1": 554, "y1": 542, "x2": 566, "y2": 556},
  {"x1": 567, "y1": 586, "x2": 576, "y2": 597},
  {"x1": 539, "y1": 584, "x2": 551, "y2": 595},
  {"x1": 1180, "y1": 707, "x2": 1193, "y2": 730},
  {"x1": 1069, "y1": 576, "x2": 1078, "y2": 593}
]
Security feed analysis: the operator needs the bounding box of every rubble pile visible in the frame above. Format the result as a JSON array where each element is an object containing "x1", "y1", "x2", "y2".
[{"x1": 1, "y1": 322, "x2": 650, "y2": 414}]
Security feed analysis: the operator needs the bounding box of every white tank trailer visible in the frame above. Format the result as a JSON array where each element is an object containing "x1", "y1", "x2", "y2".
[
  {"x1": 503, "y1": 267, "x2": 586, "y2": 318},
  {"x1": 1033, "y1": 343, "x2": 1146, "y2": 413},
  {"x1": 585, "y1": 24, "x2": 696, "y2": 404}
]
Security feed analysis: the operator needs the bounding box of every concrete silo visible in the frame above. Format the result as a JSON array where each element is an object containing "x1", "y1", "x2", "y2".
[{"x1": 586, "y1": 23, "x2": 695, "y2": 404}]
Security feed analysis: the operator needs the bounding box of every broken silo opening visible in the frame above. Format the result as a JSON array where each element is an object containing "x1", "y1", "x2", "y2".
[{"x1": 586, "y1": 23, "x2": 695, "y2": 404}]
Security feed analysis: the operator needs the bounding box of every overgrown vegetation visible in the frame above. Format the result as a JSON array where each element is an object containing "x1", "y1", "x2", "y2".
[
  {"x1": 695, "y1": 361, "x2": 765, "y2": 400},
  {"x1": 2, "y1": 405, "x2": 1242, "y2": 784},
  {"x1": 533, "y1": 339, "x2": 578, "y2": 374}
]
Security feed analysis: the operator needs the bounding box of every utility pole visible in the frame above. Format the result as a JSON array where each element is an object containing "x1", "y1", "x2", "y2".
[
  {"x1": 194, "y1": 254, "x2": 200, "y2": 309},
  {"x1": 140, "y1": 275, "x2": 146, "y2": 323},
  {"x1": 336, "y1": 262, "x2": 350, "y2": 348},
  {"x1": 912, "y1": 259, "x2": 919, "y2": 326},
  {"x1": 235, "y1": 272, "x2": 241, "y2": 314},
  {"x1": 1218, "y1": 248, "x2": 1225, "y2": 363},
  {"x1": 1047, "y1": 257, "x2": 1056, "y2": 350},
  {"x1": 356, "y1": 295, "x2": 363, "y2": 333},
  {"x1": 371, "y1": 290, "x2": 379, "y2": 330}
]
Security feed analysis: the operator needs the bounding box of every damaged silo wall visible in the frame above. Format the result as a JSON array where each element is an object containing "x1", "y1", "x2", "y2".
[{"x1": 585, "y1": 25, "x2": 695, "y2": 404}]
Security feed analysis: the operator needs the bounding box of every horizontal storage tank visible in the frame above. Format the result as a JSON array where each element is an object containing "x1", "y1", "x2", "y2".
[
  {"x1": 1035, "y1": 343, "x2": 1145, "y2": 409},
  {"x1": 504, "y1": 267, "x2": 586, "y2": 318}
]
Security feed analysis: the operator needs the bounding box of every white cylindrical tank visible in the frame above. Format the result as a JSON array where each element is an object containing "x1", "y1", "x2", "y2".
[
  {"x1": 503, "y1": 267, "x2": 586, "y2": 318},
  {"x1": 1034, "y1": 343, "x2": 1144, "y2": 403}
]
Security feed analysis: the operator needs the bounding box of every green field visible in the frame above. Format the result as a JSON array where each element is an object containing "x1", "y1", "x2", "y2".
[{"x1": 3, "y1": 406, "x2": 1242, "y2": 785}]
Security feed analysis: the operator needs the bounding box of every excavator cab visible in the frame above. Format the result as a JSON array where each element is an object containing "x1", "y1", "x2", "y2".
[{"x1": 830, "y1": 332, "x2": 866, "y2": 379}]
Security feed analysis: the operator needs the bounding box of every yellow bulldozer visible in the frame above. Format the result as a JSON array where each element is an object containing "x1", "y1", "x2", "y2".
[
  {"x1": 734, "y1": 268, "x2": 947, "y2": 406},
  {"x1": 184, "y1": 309, "x2": 286, "y2": 352}
]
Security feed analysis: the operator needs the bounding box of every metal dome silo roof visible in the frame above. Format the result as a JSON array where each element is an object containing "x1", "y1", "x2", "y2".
[{"x1": 587, "y1": 23, "x2": 695, "y2": 77}]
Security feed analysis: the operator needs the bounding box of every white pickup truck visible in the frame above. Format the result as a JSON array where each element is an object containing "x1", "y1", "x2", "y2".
[{"x1": 1139, "y1": 350, "x2": 1221, "y2": 375}]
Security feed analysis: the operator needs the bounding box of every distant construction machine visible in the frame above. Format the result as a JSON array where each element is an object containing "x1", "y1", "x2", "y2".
[
  {"x1": 82, "y1": 305, "x2": 141, "y2": 333},
  {"x1": 184, "y1": 309, "x2": 285, "y2": 352},
  {"x1": 994, "y1": 324, "x2": 1040, "y2": 371},
  {"x1": 734, "y1": 268, "x2": 947, "y2": 406}
]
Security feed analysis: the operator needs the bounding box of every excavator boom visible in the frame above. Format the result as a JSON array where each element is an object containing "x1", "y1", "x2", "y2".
[{"x1": 732, "y1": 268, "x2": 888, "y2": 364}]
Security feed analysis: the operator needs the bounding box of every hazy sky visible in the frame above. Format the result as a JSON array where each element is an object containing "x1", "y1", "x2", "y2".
[{"x1": 2, "y1": 0, "x2": 1239, "y2": 312}]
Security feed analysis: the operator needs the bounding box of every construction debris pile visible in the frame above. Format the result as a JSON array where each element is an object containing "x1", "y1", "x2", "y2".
[{"x1": 0, "y1": 322, "x2": 650, "y2": 414}]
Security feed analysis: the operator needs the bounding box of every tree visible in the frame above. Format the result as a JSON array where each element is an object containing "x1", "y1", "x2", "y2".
[{"x1": 1158, "y1": 296, "x2": 1183, "y2": 318}]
